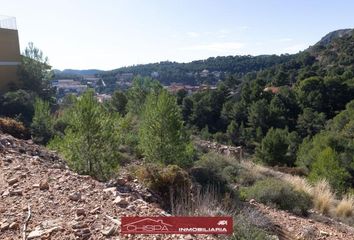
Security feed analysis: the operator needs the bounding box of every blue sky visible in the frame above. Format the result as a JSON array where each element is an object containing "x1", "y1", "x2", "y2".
[{"x1": 1, "y1": 0, "x2": 353, "y2": 70}]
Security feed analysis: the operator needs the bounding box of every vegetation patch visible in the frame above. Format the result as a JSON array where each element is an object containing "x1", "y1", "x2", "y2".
[{"x1": 244, "y1": 178, "x2": 312, "y2": 216}]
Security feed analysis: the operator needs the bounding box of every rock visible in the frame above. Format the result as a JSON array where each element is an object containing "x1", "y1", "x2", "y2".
[
  {"x1": 249, "y1": 199, "x2": 256, "y2": 204},
  {"x1": 9, "y1": 189, "x2": 23, "y2": 196},
  {"x1": 301, "y1": 226, "x2": 317, "y2": 240},
  {"x1": 103, "y1": 187, "x2": 116, "y2": 195},
  {"x1": 116, "y1": 177, "x2": 127, "y2": 186},
  {"x1": 0, "y1": 222, "x2": 9, "y2": 231},
  {"x1": 9, "y1": 222, "x2": 19, "y2": 229},
  {"x1": 71, "y1": 222, "x2": 88, "y2": 229},
  {"x1": 289, "y1": 216, "x2": 296, "y2": 220},
  {"x1": 113, "y1": 196, "x2": 129, "y2": 208},
  {"x1": 76, "y1": 208, "x2": 86, "y2": 216},
  {"x1": 74, "y1": 228, "x2": 91, "y2": 236},
  {"x1": 39, "y1": 179, "x2": 49, "y2": 190},
  {"x1": 7, "y1": 177, "x2": 18, "y2": 185},
  {"x1": 13, "y1": 165, "x2": 21, "y2": 170},
  {"x1": 69, "y1": 192, "x2": 81, "y2": 201},
  {"x1": 320, "y1": 230, "x2": 330, "y2": 236},
  {"x1": 2, "y1": 190, "x2": 9, "y2": 197},
  {"x1": 101, "y1": 225, "x2": 117, "y2": 236},
  {"x1": 32, "y1": 184, "x2": 40, "y2": 188},
  {"x1": 89, "y1": 207, "x2": 100, "y2": 214}
]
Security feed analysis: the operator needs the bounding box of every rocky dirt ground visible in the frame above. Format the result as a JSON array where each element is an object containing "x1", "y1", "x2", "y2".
[
  {"x1": 249, "y1": 200, "x2": 354, "y2": 240},
  {"x1": 0, "y1": 134, "x2": 216, "y2": 240},
  {"x1": 1, "y1": 133, "x2": 354, "y2": 240}
]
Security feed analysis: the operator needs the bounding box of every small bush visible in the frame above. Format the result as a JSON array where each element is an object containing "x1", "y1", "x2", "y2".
[
  {"x1": 0, "y1": 117, "x2": 30, "y2": 139},
  {"x1": 31, "y1": 98, "x2": 53, "y2": 144},
  {"x1": 192, "y1": 152, "x2": 239, "y2": 191},
  {"x1": 245, "y1": 178, "x2": 312, "y2": 216},
  {"x1": 231, "y1": 208, "x2": 273, "y2": 240},
  {"x1": 136, "y1": 164, "x2": 191, "y2": 210},
  {"x1": 335, "y1": 194, "x2": 354, "y2": 218}
]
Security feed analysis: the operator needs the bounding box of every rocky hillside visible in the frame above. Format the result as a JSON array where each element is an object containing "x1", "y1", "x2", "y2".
[
  {"x1": 315, "y1": 29, "x2": 353, "y2": 47},
  {"x1": 1, "y1": 133, "x2": 354, "y2": 240},
  {"x1": 0, "y1": 133, "x2": 214, "y2": 240}
]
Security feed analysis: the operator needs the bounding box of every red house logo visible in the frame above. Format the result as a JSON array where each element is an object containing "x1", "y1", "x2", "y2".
[
  {"x1": 122, "y1": 218, "x2": 173, "y2": 233},
  {"x1": 121, "y1": 216, "x2": 233, "y2": 234}
]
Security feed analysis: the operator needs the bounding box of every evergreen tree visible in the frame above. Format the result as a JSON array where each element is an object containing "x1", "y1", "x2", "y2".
[
  {"x1": 18, "y1": 42, "x2": 54, "y2": 100},
  {"x1": 49, "y1": 90, "x2": 122, "y2": 180},
  {"x1": 139, "y1": 90, "x2": 193, "y2": 167},
  {"x1": 110, "y1": 90, "x2": 128, "y2": 115},
  {"x1": 256, "y1": 128, "x2": 293, "y2": 166},
  {"x1": 309, "y1": 147, "x2": 350, "y2": 192},
  {"x1": 296, "y1": 108, "x2": 326, "y2": 138},
  {"x1": 127, "y1": 76, "x2": 162, "y2": 115},
  {"x1": 31, "y1": 98, "x2": 53, "y2": 144}
]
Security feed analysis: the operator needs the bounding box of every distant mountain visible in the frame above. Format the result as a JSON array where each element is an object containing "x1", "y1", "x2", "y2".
[
  {"x1": 100, "y1": 55, "x2": 293, "y2": 87},
  {"x1": 54, "y1": 69, "x2": 102, "y2": 76},
  {"x1": 314, "y1": 28, "x2": 353, "y2": 47},
  {"x1": 52, "y1": 28, "x2": 354, "y2": 90}
]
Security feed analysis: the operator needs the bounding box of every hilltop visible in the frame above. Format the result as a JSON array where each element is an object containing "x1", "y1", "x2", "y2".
[{"x1": 314, "y1": 29, "x2": 353, "y2": 47}]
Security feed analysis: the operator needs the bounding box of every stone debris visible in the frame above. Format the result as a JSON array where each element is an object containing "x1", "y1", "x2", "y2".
[
  {"x1": 76, "y1": 208, "x2": 86, "y2": 216},
  {"x1": 0, "y1": 133, "x2": 215, "y2": 240},
  {"x1": 101, "y1": 225, "x2": 117, "y2": 236},
  {"x1": 7, "y1": 177, "x2": 18, "y2": 185},
  {"x1": 39, "y1": 178, "x2": 49, "y2": 190},
  {"x1": 252, "y1": 202, "x2": 354, "y2": 240},
  {"x1": 69, "y1": 192, "x2": 81, "y2": 201},
  {"x1": 195, "y1": 138, "x2": 243, "y2": 160}
]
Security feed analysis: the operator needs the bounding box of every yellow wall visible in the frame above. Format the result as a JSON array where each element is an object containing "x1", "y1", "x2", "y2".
[{"x1": 0, "y1": 28, "x2": 21, "y2": 93}]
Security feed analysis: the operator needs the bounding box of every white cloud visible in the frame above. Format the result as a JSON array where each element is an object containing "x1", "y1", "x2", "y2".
[
  {"x1": 180, "y1": 42, "x2": 245, "y2": 52},
  {"x1": 278, "y1": 38, "x2": 293, "y2": 42},
  {"x1": 239, "y1": 26, "x2": 249, "y2": 30},
  {"x1": 187, "y1": 31, "x2": 200, "y2": 38}
]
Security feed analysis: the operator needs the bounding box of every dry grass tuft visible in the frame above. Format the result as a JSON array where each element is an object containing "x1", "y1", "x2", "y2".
[
  {"x1": 172, "y1": 186, "x2": 237, "y2": 216},
  {"x1": 0, "y1": 117, "x2": 29, "y2": 139},
  {"x1": 335, "y1": 194, "x2": 354, "y2": 218},
  {"x1": 312, "y1": 179, "x2": 335, "y2": 214},
  {"x1": 284, "y1": 175, "x2": 313, "y2": 196}
]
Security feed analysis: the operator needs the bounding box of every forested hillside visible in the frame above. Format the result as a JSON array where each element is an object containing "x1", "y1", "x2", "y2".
[
  {"x1": 178, "y1": 28, "x2": 354, "y2": 193},
  {"x1": 100, "y1": 55, "x2": 293, "y2": 85}
]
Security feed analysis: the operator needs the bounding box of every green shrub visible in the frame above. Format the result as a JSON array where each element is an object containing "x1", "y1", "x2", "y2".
[
  {"x1": 31, "y1": 98, "x2": 53, "y2": 144},
  {"x1": 231, "y1": 209, "x2": 272, "y2": 240},
  {"x1": 309, "y1": 147, "x2": 350, "y2": 193},
  {"x1": 245, "y1": 178, "x2": 312, "y2": 216},
  {"x1": 0, "y1": 90, "x2": 36, "y2": 125},
  {"x1": 48, "y1": 90, "x2": 123, "y2": 181},
  {"x1": 192, "y1": 152, "x2": 239, "y2": 191}
]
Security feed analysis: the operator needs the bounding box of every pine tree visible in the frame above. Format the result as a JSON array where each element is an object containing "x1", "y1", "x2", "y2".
[
  {"x1": 31, "y1": 98, "x2": 53, "y2": 144},
  {"x1": 48, "y1": 90, "x2": 122, "y2": 180},
  {"x1": 309, "y1": 147, "x2": 350, "y2": 192},
  {"x1": 139, "y1": 90, "x2": 193, "y2": 167}
]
